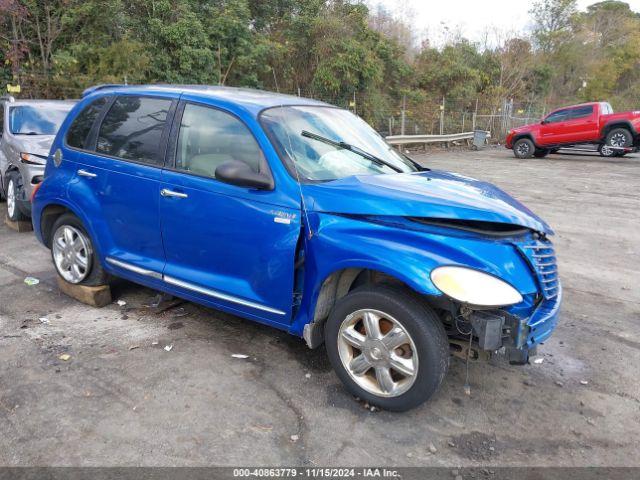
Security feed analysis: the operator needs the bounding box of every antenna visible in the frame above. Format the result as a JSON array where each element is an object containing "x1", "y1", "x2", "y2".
[{"x1": 271, "y1": 68, "x2": 313, "y2": 238}]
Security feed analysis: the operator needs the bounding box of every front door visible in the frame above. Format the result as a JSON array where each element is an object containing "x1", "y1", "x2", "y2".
[
  {"x1": 539, "y1": 108, "x2": 572, "y2": 146},
  {"x1": 159, "y1": 101, "x2": 300, "y2": 326}
]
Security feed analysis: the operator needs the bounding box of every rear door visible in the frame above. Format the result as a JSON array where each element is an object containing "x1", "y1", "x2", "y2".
[
  {"x1": 158, "y1": 101, "x2": 300, "y2": 326},
  {"x1": 66, "y1": 93, "x2": 177, "y2": 279},
  {"x1": 565, "y1": 105, "x2": 597, "y2": 142}
]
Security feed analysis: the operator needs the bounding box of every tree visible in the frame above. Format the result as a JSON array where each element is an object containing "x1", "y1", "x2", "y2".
[{"x1": 530, "y1": 0, "x2": 578, "y2": 53}]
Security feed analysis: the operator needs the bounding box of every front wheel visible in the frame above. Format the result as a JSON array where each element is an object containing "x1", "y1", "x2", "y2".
[
  {"x1": 325, "y1": 285, "x2": 449, "y2": 411},
  {"x1": 6, "y1": 171, "x2": 29, "y2": 222},
  {"x1": 513, "y1": 138, "x2": 535, "y2": 159},
  {"x1": 50, "y1": 213, "x2": 109, "y2": 286}
]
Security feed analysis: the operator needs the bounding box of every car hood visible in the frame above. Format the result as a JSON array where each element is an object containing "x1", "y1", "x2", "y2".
[
  {"x1": 15, "y1": 135, "x2": 56, "y2": 157},
  {"x1": 510, "y1": 123, "x2": 538, "y2": 134},
  {"x1": 303, "y1": 170, "x2": 553, "y2": 234}
]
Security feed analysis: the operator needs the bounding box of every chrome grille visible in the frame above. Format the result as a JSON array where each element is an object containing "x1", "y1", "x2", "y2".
[{"x1": 521, "y1": 241, "x2": 559, "y2": 300}]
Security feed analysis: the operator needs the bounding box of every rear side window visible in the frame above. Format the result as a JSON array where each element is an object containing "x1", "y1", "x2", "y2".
[
  {"x1": 175, "y1": 103, "x2": 264, "y2": 178},
  {"x1": 569, "y1": 106, "x2": 593, "y2": 120},
  {"x1": 67, "y1": 97, "x2": 108, "y2": 149},
  {"x1": 96, "y1": 96, "x2": 172, "y2": 166}
]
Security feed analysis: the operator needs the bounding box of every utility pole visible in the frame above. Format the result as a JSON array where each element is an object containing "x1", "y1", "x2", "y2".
[
  {"x1": 400, "y1": 94, "x2": 406, "y2": 136},
  {"x1": 439, "y1": 96, "x2": 445, "y2": 135},
  {"x1": 472, "y1": 98, "x2": 479, "y2": 131}
]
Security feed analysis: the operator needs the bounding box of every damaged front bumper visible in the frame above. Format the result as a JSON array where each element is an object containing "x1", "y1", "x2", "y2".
[{"x1": 468, "y1": 283, "x2": 562, "y2": 363}]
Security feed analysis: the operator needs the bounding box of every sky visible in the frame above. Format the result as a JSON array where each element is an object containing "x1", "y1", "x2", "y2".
[{"x1": 370, "y1": 0, "x2": 640, "y2": 46}]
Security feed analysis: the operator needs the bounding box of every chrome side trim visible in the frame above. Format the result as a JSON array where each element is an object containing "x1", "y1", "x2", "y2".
[
  {"x1": 106, "y1": 257, "x2": 163, "y2": 280},
  {"x1": 163, "y1": 275, "x2": 286, "y2": 316}
]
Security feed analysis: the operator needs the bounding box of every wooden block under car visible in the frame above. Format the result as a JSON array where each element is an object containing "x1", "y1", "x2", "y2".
[
  {"x1": 56, "y1": 276, "x2": 112, "y2": 308},
  {"x1": 4, "y1": 215, "x2": 33, "y2": 232}
]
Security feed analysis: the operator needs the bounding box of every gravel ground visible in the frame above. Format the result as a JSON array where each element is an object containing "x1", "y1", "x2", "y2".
[{"x1": 0, "y1": 147, "x2": 638, "y2": 467}]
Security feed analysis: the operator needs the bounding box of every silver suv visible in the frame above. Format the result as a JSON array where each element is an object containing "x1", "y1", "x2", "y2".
[{"x1": 0, "y1": 96, "x2": 75, "y2": 220}]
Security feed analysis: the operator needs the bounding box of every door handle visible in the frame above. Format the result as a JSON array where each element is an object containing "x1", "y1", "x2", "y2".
[
  {"x1": 160, "y1": 188, "x2": 188, "y2": 199},
  {"x1": 77, "y1": 169, "x2": 97, "y2": 178}
]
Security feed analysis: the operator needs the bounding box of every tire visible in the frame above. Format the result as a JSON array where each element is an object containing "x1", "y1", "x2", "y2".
[
  {"x1": 599, "y1": 144, "x2": 615, "y2": 157},
  {"x1": 50, "y1": 213, "x2": 109, "y2": 286},
  {"x1": 5, "y1": 171, "x2": 28, "y2": 222},
  {"x1": 606, "y1": 128, "x2": 633, "y2": 148},
  {"x1": 324, "y1": 285, "x2": 449, "y2": 412},
  {"x1": 513, "y1": 138, "x2": 535, "y2": 159},
  {"x1": 533, "y1": 149, "x2": 549, "y2": 158}
]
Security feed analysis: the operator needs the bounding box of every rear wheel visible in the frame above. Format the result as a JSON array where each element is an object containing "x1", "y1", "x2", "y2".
[
  {"x1": 606, "y1": 128, "x2": 632, "y2": 149},
  {"x1": 325, "y1": 285, "x2": 449, "y2": 411},
  {"x1": 513, "y1": 138, "x2": 535, "y2": 159},
  {"x1": 50, "y1": 213, "x2": 109, "y2": 286},
  {"x1": 6, "y1": 171, "x2": 28, "y2": 222}
]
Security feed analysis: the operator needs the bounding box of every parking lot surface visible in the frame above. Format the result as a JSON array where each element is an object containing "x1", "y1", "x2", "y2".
[{"x1": 1, "y1": 147, "x2": 639, "y2": 466}]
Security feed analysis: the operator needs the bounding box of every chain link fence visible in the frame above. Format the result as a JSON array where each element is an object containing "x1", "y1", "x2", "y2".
[{"x1": 5, "y1": 75, "x2": 546, "y2": 143}]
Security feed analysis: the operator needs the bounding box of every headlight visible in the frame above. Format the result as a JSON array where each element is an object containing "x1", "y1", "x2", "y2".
[
  {"x1": 431, "y1": 266, "x2": 523, "y2": 307},
  {"x1": 20, "y1": 152, "x2": 47, "y2": 165}
]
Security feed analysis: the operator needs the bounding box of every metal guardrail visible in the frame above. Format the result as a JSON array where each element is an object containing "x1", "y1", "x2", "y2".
[{"x1": 386, "y1": 131, "x2": 491, "y2": 146}]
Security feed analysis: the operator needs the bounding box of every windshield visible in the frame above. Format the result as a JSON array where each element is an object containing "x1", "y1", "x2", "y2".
[
  {"x1": 260, "y1": 106, "x2": 417, "y2": 181},
  {"x1": 9, "y1": 104, "x2": 73, "y2": 135}
]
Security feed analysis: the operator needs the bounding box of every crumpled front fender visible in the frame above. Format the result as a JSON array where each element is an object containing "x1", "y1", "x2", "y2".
[{"x1": 289, "y1": 212, "x2": 538, "y2": 337}]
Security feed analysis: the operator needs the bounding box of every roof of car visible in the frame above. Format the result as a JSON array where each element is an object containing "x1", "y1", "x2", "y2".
[
  {"x1": 550, "y1": 101, "x2": 601, "y2": 112},
  {"x1": 83, "y1": 84, "x2": 332, "y2": 115}
]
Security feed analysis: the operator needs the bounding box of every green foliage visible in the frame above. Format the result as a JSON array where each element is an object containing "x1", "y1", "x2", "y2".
[{"x1": 0, "y1": 0, "x2": 639, "y2": 120}]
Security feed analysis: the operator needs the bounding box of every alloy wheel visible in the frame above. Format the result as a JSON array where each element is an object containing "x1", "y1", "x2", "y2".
[
  {"x1": 601, "y1": 145, "x2": 614, "y2": 157},
  {"x1": 610, "y1": 132, "x2": 627, "y2": 148},
  {"x1": 516, "y1": 142, "x2": 530, "y2": 156},
  {"x1": 52, "y1": 225, "x2": 92, "y2": 283},
  {"x1": 337, "y1": 309, "x2": 418, "y2": 398},
  {"x1": 6, "y1": 179, "x2": 16, "y2": 218}
]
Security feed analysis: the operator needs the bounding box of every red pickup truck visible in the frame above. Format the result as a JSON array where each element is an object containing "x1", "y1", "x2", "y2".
[{"x1": 505, "y1": 101, "x2": 640, "y2": 158}]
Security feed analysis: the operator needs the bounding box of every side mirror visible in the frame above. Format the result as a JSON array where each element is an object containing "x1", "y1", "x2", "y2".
[
  {"x1": 540, "y1": 119, "x2": 547, "y2": 125},
  {"x1": 215, "y1": 160, "x2": 273, "y2": 190}
]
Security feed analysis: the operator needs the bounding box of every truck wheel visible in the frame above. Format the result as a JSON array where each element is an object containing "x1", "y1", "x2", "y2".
[
  {"x1": 50, "y1": 213, "x2": 109, "y2": 286},
  {"x1": 513, "y1": 138, "x2": 535, "y2": 159},
  {"x1": 325, "y1": 285, "x2": 449, "y2": 412},
  {"x1": 606, "y1": 128, "x2": 632, "y2": 148},
  {"x1": 599, "y1": 144, "x2": 615, "y2": 157},
  {"x1": 533, "y1": 149, "x2": 549, "y2": 158},
  {"x1": 6, "y1": 171, "x2": 28, "y2": 222}
]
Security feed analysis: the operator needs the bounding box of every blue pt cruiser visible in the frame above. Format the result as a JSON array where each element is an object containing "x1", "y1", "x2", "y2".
[{"x1": 32, "y1": 85, "x2": 561, "y2": 411}]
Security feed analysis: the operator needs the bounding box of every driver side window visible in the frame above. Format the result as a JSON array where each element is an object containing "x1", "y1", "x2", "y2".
[
  {"x1": 545, "y1": 109, "x2": 570, "y2": 124},
  {"x1": 175, "y1": 104, "x2": 264, "y2": 179}
]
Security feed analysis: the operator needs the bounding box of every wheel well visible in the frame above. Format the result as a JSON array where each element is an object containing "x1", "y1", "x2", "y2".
[
  {"x1": 40, "y1": 204, "x2": 72, "y2": 248},
  {"x1": 310, "y1": 269, "x2": 415, "y2": 328},
  {"x1": 3, "y1": 165, "x2": 19, "y2": 186},
  {"x1": 602, "y1": 122, "x2": 633, "y2": 139},
  {"x1": 512, "y1": 134, "x2": 535, "y2": 145}
]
